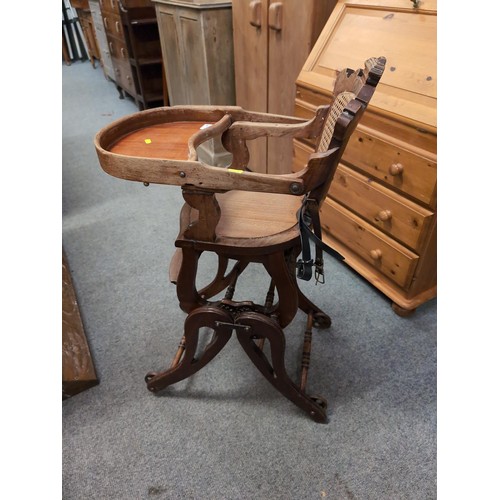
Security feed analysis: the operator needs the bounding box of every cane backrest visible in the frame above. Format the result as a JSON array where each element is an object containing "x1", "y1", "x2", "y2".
[
  {"x1": 304, "y1": 56, "x2": 385, "y2": 204},
  {"x1": 317, "y1": 56, "x2": 381, "y2": 153}
]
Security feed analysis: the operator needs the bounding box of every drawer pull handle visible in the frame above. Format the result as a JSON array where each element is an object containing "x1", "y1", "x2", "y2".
[
  {"x1": 389, "y1": 162, "x2": 404, "y2": 176},
  {"x1": 377, "y1": 210, "x2": 392, "y2": 222},
  {"x1": 104, "y1": 17, "x2": 108, "y2": 29},
  {"x1": 115, "y1": 21, "x2": 120, "y2": 33},
  {"x1": 121, "y1": 47, "x2": 125, "y2": 58},
  {"x1": 370, "y1": 249, "x2": 382, "y2": 260},
  {"x1": 249, "y1": 0, "x2": 262, "y2": 28}
]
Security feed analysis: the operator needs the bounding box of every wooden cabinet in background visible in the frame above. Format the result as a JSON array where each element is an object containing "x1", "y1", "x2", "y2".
[
  {"x1": 153, "y1": 0, "x2": 236, "y2": 165},
  {"x1": 71, "y1": 0, "x2": 102, "y2": 68},
  {"x1": 294, "y1": 0, "x2": 437, "y2": 315},
  {"x1": 120, "y1": 2, "x2": 164, "y2": 109},
  {"x1": 100, "y1": 0, "x2": 164, "y2": 109},
  {"x1": 232, "y1": 0, "x2": 337, "y2": 173},
  {"x1": 90, "y1": 0, "x2": 115, "y2": 79}
]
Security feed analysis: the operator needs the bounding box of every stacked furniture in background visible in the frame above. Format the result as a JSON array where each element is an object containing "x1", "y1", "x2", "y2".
[
  {"x1": 71, "y1": 0, "x2": 102, "y2": 68},
  {"x1": 99, "y1": 0, "x2": 164, "y2": 109},
  {"x1": 89, "y1": 0, "x2": 116, "y2": 80},
  {"x1": 293, "y1": 0, "x2": 437, "y2": 315}
]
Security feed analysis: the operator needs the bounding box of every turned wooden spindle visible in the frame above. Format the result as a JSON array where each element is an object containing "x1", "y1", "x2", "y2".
[
  {"x1": 170, "y1": 336, "x2": 187, "y2": 368},
  {"x1": 300, "y1": 313, "x2": 315, "y2": 391}
]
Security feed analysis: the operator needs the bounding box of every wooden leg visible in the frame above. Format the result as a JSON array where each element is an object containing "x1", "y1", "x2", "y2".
[
  {"x1": 176, "y1": 247, "x2": 204, "y2": 313},
  {"x1": 145, "y1": 306, "x2": 233, "y2": 393},
  {"x1": 296, "y1": 288, "x2": 332, "y2": 328},
  {"x1": 235, "y1": 311, "x2": 327, "y2": 423},
  {"x1": 263, "y1": 252, "x2": 299, "y2": 328},
  {"x1": 199, "y1": 258, "x2": 249, "y2": 300}
]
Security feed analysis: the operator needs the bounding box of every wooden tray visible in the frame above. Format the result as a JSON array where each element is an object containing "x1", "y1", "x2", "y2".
[
  {"x1": 94, "y1": 105, "x2": 308, "y2": 195},
  {"x1": 109, "y1": 121, "x2": 212, "y2": 160}
]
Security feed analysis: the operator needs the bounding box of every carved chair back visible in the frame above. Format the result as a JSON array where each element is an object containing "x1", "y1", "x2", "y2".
[{"x1": 306, "y1": 56, "x2": 386, "y2": 204}]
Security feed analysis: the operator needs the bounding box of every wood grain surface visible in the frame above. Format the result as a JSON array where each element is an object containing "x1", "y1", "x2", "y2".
[{"x1": 110, "y1": 121, "x2": 212, "y2": 159}]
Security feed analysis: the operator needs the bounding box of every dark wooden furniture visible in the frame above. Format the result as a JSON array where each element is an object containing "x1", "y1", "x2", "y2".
[
  {"x1": 95, "y1": 56, "x2": 386, "y2": 422},
  {"x1": 62, "y1": 251, "x2": 99, "y2": 399},
  {"x1": 120, "y1": 1, "x2": 164, "y2": 108},
  {"x1": 101, "y1": 0, "x2": 164, "y2": 109},
  {"x1": 232, "y1": 0, "x2": 337, "y2": 173},
  {"x1": 293, "y1": 0, "x2": 437, "y2": 315}
]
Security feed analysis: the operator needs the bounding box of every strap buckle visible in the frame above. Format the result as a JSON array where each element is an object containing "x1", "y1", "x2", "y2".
[
  {"x1": 314, "y1": 258, "x2": 325, "y2": 285},
  {"x1": 297, "y1": 258, "x2": 314, "y2": 281}
]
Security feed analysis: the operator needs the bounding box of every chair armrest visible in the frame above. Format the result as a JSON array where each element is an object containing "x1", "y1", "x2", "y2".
[
  {"x1": 225, "y1": 105, "x2": 329, "y2": 141},
  {"x1": 187, "y1": 114, "x2": 233, "y2": 161},
  {"x1": 221, "y1": 106, "x2": 329, "y2": 170},
  {"x1": 94, "y1": 103, "x2": 335, "y2": 195}
]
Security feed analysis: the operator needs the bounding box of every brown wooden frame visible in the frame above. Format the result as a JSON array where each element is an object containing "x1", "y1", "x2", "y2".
[{"x1": 95, "y1": 56, "x2": 386, "y2": 422}]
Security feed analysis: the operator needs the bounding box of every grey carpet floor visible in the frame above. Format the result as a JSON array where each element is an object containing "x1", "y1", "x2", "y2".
[{"x1": 62, "y1": 60, "x2": 437, "y2": 500}]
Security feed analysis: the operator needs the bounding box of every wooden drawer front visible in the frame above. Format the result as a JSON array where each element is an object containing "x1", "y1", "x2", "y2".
[
  {"x1": 321, "y1": 198, "x2": 419, "y2": 290},
  {"x1": 330, "y1": 164, "x2": 434, "y2": 252},
  {"x1": 344, "y1": 127, "x2": 437, "y2": 207},
  {"x1": 108, "y1": 37, "x2": 129, "y2": 62},
  {"x1": 102, "y1": 12, "x2": 123, "y2": 38},
  {"x1": 296, "y1": 84, "x2": 329, "y2": 109},
  {"x1": 113, "y1": 59, "x2": 135, "y2": 94},
  {"x1": 99, "y1": 0, "x2": 119, "y2": 14}
]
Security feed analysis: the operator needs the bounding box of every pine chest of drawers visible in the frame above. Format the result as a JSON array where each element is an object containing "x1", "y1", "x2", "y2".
[{"x1": 293, "y1": 0, "x2": 437, "y2": 315}]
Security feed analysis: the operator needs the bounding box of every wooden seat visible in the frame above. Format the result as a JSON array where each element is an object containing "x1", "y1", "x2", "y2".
[
  {"x1": 95, "y1": 56, "x2": 386, "y2": 422},
  {"x1": 178, "y1": 190, "x2": 302, "y2": 248}
]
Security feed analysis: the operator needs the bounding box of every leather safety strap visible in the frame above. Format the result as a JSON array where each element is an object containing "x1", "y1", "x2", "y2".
[{"x1": 297, "y1": 198, "x2": 345, "y2": 283}]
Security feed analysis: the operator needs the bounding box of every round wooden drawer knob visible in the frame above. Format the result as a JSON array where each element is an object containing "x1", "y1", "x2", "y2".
[
  {"x1": 389, "y1": 163, "x2": 404, "y2": 176},
  {"x1": 370, "y1": 249, "x2": 382, "y2": 260},
  {"x1": 377, "y1": 209, "x2": 392, "y2": 221}
]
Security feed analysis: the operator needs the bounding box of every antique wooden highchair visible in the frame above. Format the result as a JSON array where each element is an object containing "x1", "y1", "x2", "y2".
[{"x1": 95, "y1": 56, "x2": 386, "y2": 422}]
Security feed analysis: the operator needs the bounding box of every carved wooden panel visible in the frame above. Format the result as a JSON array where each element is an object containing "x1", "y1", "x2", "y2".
[{"x1": 62, "y1": 251, "x2": 98, "y2": 399}]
